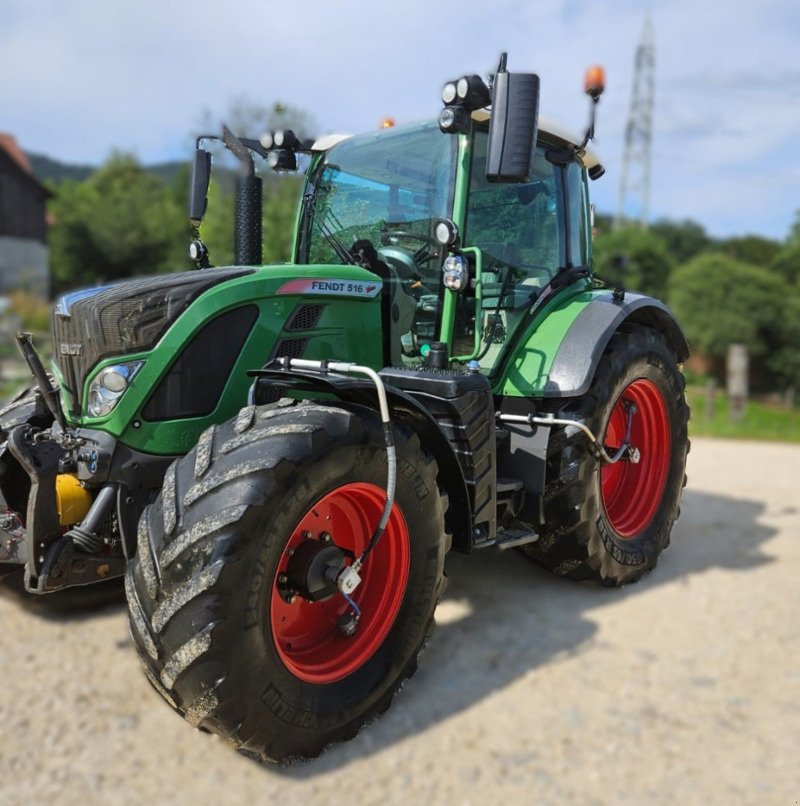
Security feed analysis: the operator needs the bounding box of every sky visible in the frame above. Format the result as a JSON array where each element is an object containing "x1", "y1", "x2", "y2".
[{"x1": 3, "y1": 0, "x2": 798, "y2": 240}]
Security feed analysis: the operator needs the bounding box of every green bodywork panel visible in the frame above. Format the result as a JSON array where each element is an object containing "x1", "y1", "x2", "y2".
[
  {"x1": 64, "y1": 264, "x2": 383, "y2": 455},
  {"x1": 493, "y1": 281, "x2": 598, "y2": 397}
]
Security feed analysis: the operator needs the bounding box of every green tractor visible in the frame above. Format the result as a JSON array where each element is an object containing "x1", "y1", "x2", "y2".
[{"x1": 0, "y1": 56, "x2": 688, "y2": 761}]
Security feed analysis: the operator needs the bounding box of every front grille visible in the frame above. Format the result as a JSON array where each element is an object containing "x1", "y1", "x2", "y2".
[{"x1": 52, "y1": 268, "x2": 253, "y2": 410}]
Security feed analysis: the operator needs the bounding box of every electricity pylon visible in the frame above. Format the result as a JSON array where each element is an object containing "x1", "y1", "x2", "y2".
[{"x1": 614, "y1": 14, "x2": 655, "y2": 229}]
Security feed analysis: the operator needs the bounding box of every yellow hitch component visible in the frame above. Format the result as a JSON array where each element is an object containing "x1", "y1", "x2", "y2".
[{"x1": 55, "y1": 474, "x2": 93, "y2": 527}]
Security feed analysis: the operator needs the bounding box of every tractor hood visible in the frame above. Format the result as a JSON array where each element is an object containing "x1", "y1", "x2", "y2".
[
  {"x1": 52, "y1": 268, "x2": 254, "y2": 412},
  {"x1": 51, "y1": 263, "x2": 384, "y2": 455}
]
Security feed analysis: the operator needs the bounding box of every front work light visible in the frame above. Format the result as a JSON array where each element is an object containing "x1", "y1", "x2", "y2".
[
  {"x1": 456, "y1": 74, "x2": 491, "y2": 109},
  {"x1": 87, "y1": 361, "x2": 144, "y2": 418},
  {"x1": 441, "y1": 81, "x2": 458, "y2": 104},
  {"x1": 267, "y1": 148, "x2": 297, "y2": 172},
  {"x1": 438, "y1": 105, "x2": 470, "y2": 134},
  {"x1": 273, "y1": 129, "x2": 299, "y2": 150},
  {"x1": 442, "y1": 255, "x2": 469, "y2": 292},
  {"x1": 434, "y1": 219, "x2": 459, "y2": 246},
  {"x1": 439, "y1": 72, "x2": 490, "y2": 135}
]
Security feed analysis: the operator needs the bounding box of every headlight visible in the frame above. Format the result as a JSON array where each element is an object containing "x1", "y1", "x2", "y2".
[
  {"x1": 87, "y1": 361, "x2": 144, "y2": 417},
  {"x1": 442, "y1": 255, "x2": 469, "y2": 292},
  {"x1": 455, "y1": 74, "x2": 491, "y2": 109}
]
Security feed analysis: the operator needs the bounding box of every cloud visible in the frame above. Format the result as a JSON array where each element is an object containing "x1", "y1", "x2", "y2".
[{"x1": 1, "y1": 0, "x2": 796, "y2": 238}]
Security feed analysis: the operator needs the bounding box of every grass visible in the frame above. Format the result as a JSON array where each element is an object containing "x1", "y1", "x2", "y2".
[{"x1": 686, "y1": 384, "x2": 800, "y2": 443}]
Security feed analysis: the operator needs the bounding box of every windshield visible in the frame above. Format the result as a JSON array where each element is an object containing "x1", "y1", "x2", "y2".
[
  {"x1": 299, "y1": 121, "x2": 457, "y2": 367},
  {"x1": 300, "y1": 121, "x2": 456, "y2": 270}
]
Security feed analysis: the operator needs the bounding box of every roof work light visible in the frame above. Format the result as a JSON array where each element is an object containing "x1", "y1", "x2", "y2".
[{"x1": 439, "y1": 73, "x2": 491, "y2": 134}]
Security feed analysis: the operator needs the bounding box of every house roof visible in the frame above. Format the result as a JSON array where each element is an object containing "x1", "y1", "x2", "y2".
[
  {"x1": 0, "y1": 133, "x2": 34, "y2": 174},
  {"x1": 0, "y1": 133, "x2": 53, "y2": 197}
]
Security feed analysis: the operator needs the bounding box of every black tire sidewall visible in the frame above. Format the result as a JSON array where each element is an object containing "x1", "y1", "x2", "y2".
[
  {"x1": 207, "y1": 418, "x2": 443, "y2": 753},
  {"x1": 586, "y1": 337, "x2": 686, "y2": 570}
]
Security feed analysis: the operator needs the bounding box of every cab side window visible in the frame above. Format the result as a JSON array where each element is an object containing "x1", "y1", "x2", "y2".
[
  {"x1": 566, "y1": 160, "x2": 589, "y2": 267},
  {"x1": 465, "y1": 129, "x2": 563, "y2": 281}
]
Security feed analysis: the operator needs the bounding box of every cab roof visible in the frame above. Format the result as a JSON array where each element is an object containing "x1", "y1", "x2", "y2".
[{"x1": 311, "y1": 114, "x2": 600, "y2": 170}]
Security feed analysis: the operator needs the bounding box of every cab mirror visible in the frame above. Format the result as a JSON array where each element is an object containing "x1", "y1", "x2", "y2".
[
  {"x1": 486, "y1": 54, "x2": 540, "y2": 183},
  {"x1": 189, "y1": 148, "x2": 212, "y2": 225}
]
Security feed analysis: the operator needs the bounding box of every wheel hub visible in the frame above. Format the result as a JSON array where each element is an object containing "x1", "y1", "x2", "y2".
[
  {"x1": 269, "y1": 482, "x2": 411, "y2": 683},
  {"x1": 281, "y1": 539, "x2": 349, "y2": 603}
]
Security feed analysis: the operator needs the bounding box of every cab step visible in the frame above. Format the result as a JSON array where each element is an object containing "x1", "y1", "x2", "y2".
[
  {"x1": 472, "y1": 525, "x2": 539, "y2": 551},
  {"x1": 496, "y1": 477, "x2": 524, "y2": 495},
  {"x1": 495, "y1": 528, "x2": 539, "y2": 550}
]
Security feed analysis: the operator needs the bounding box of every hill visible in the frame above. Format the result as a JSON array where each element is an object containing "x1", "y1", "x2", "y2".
[{"x1": 26, "y1": 152, "x2": 188, "y2": 185}]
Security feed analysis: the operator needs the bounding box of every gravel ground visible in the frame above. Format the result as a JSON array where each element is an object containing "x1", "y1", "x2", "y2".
[{"x1": 1, "y1": 437, "x2": 798, "y2": 805}]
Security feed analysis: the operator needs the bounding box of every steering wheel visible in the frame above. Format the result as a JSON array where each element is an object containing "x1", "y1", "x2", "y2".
[
  {"x1": 379, "y1": 230, "x2": 438, "y2": 249},
  {"x1": 377, "y1": 245, "x2": 420, "y2": 280}
]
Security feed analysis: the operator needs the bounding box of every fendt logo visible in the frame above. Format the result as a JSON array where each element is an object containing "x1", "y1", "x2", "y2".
[
  {"x1": 276, "y1": 278, "x2": 383, "y2": 299},
  {"x1": 60, "y1": 343, "x2": 83, "y2": 356}
]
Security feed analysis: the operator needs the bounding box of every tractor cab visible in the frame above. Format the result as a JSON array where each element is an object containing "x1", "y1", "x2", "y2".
[{"x1": 297, "y1": 110, "x2": 601, "y2": 378}]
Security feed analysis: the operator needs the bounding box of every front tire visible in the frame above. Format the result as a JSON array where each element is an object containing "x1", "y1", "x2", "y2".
[
  {"x1": 126, "y1": 403, "x2": 446, "y2": 762},
  {"x1": 522, "y1": 325, "x2": 689, "y2": 585}
]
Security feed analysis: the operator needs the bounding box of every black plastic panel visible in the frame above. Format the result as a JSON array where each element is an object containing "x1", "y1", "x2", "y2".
[
  {"x1": 285, "y1": 303, "x2": 325, "y2": 332},
  {"x1": 142, "y1": 305, "x2": 258, "y2": 421},
  {"x1": 380, "y1": 367, "x2": 497, "y2": 539},
  {"x1": 270, "y1": 338, "x2": 308, "y2": 361}
]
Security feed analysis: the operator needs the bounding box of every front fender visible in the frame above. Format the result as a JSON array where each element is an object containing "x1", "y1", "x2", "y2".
[{"x1": 498, "y1": 289, "x2": 689, "y2": 398}]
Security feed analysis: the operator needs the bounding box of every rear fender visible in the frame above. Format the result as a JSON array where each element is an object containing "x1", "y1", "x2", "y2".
[{"x1": 499, "y1": 290, "x2": 689, "y2": 398}]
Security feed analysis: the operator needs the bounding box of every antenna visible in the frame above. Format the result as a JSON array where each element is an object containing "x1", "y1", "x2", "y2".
[{"x1": 614, "y1": 14, "x2": 655, "y2": 229}]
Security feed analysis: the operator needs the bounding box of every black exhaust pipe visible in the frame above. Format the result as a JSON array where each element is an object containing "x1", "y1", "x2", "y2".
[{"x1": 222, "y1": 125, "x2": 263, "y2": 266}]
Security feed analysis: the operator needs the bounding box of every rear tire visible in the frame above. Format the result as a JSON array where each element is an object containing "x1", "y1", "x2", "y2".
[
  {"x1": 522, "y1": 325, "x2": 689, "y2": 585},
  {"x1": 126, "y1": 403, "x2": 446, "y2": 762}
]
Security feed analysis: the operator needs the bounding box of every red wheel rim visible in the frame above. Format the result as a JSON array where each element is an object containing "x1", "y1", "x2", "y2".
[
  {"x1": 600, "y1": 379, "x2": 671, "y2": 538},
  {"x1": 270, "y1": 482, "x2": 410, "y2": 683}
]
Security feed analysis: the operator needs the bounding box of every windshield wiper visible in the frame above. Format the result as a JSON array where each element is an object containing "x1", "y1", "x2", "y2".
[
  {"x1": 300, "y1": 184, "x2": 356, "y2": 266},
  {"x1": 316, "y1": 209, "x2": 356, "y2": 265}
]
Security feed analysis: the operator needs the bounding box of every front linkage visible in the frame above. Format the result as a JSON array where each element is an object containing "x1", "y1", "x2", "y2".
[{"x1": 2, "y1": 334, "x2": 167, "y2": 593}]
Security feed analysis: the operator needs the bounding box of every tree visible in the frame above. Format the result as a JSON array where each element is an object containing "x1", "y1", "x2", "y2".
[
  {"x1": 786, "y1": 209, "x2": 800, "y2": 246},
  {"x1": 262, "y1": 175, "x2": 304, "y2": 263},
  {"x1": 592, "y1": 226, "x2": 674, "y2": 299},
  {"x1": 650, "y1": 218, "x2": 710, "y2": 264},
  {"x1": 49, "y1": 154, "x2": 187, "y2": 293},
  {"x1": 766, "y1": 294, "x2": 800, "y2": 390},
  {"x1": 668, "y1": 252, "x2": 793, "y2": 389},
  {"x1": 195, "y1": 98, "x2": 317, "y2": 152},
  {"x1": 769, "y1": 243, "x2": 800, "y2": 286},
  {"x1": 195, "y1": 170, "x2": 303, "y2": 268},
  {"x1": 191, "y1": 98, "x2": 313, "y2": 266},
  {"x1": 717, "y1": 234, "x2": 781, "y2": 266},
  {"x1": 767, "y1": 211, "x2": 800, "y2": 287}
]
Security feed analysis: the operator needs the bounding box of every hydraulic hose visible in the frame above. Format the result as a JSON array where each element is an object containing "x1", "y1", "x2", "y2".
[
  {"x1": 281, "y1": 359, "x2": 396, "y2": 569},
  {"x1": 497, "y1": 404, "x2": 639, "y2": 465}
]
